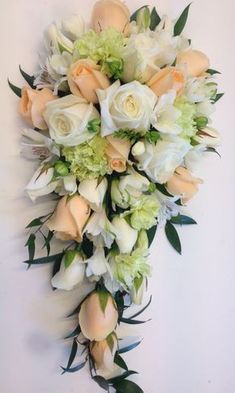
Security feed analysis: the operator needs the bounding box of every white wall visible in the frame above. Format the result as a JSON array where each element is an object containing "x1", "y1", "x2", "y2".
[{"x1": 0, "y1": 0, "x2": 235, "y2": 392}]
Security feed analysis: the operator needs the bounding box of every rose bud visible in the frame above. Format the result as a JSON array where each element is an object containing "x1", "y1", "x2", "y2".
[
  {"x1": 176, "y1": 49, "x2": 210, "y2": 77},
  {"x1": 19, "y1": 87, "x2": 57, "y2": 130},
  {"x1": 68, "y1": 59, "x2": 110, "y2": 103},
  {"x1": 46, "y1": 194, "x2": 90, "y2": 242},
  {"x1": 148, "y1": 67, "x2": 185, "y2": 97},
  {"x1": 78, "y1": 290, "x2": 118, "y2": 341},
  {"x1": 92, "y1": 0, "x2": 130, "y2": 37},
  {"x1": 105, "y1": 135, "x2": 130, "y2": 173},
  {"x1": 166, "y1": 166, "x2": 203, "y2": 204},
  {"x1": 90, "y1": 333, "x2": 118, "y2": 373}
]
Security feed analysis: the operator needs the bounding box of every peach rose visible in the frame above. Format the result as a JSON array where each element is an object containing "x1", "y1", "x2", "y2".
[
  {"x1": 68, "y1": 59, "x2": 110, "y2": 103},
  {"x1": 105, "y1": 135, "x2": 130, "y2": 173},
  {"x1": 92, "y1": 0, "x2": 130, "y2": 36},
  {"x1": 90, "y1": 333, "x2": 118, "y2": 372},
  {"x1": 176, "y1": 49, "x2": 210, "y2": 77},
  {"x1": 46, "y1": 194, "x2": 90, "y2": 242},
  {"x1": 166, "y1": 166, "x2": 203, "y2": 204},
  {"x1": 19, "y1": 87, "x2": 57, "y2": 130},
  {"x1": 148, "y1": 67, "x2": 185, "y2": 97},
  {"x1": 78, "y1": 291, "x2": 118, "y2": 341}
]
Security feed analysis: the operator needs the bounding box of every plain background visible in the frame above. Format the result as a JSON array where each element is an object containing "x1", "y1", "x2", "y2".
[{"x1": 1, "y1": 0, "x2": 235, "y2": 392}]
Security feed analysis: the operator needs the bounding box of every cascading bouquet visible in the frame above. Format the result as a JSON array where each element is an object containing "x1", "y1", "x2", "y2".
[{"x1": 9, "y1": 0, "x2": 223, "y2": 391}]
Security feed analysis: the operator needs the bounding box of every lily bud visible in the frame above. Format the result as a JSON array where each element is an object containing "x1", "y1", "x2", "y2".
[
  {"x1": 92, "y1": 0, "x2": 130, "y2": 37},
  {"x1": 78, "y1": 290, "x2": 118, "y2": 341},
  {"x1": 112, "y1": 216, "x2": 138, "y2": 253},
  {"x1": 136, "y1": 6, "x2": 151, "y2": 31},
  {"x1": 131, "y1": 141, "x2": 145, "y2": 156},
  {"x1": 131, "y1": 276, "x2": 146, "y2": 305}
]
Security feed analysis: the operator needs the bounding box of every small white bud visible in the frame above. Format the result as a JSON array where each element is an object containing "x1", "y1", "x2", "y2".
[{"x1": 131, "y1": 141, "x2": 145, "y2": 156}]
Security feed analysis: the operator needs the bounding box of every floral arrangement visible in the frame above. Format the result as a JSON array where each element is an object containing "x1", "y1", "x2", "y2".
[{"x1": 9, "y1": 1, "x2": 222, "y2": 392}]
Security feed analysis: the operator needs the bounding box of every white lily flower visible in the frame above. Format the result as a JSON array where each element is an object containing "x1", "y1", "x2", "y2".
[
  {"x1": 44, "y1": 23, "x2": 74, "y2": 54},
  {"x1": 155, "y1": 190, "x2": 181, "y2": 227},
  {"x1": 112, "y1": 216, "x2": 138, "y2": 254},
  {"x1": 21, "y1": 128, "x2": 59, "y2": 160},
  {"x1": 151, "y1": 90, "x2": 182, "y2": 135},
  {"x1": 78, "y1": 178, "x2": 108, "y2": 211},
  {"x1": 47, "y1": 52, "x2": 72, "y2": 79},
  {"x1": 185, "y1": 76, "x2": 217, "y2": 103},
  {"x1": 61, "y1": 15, "x2": 85, "y2": 41},
  {"x1": 193, "y1": 127, "x2": 221, "y2": 147},
  {"x1": 25, "y1": 161, "x2": 58, "y2": 201},
  {"x1": 85, "y1": 245, "x2": 109, "y2": 280},
  {"x1": 184, "y1": 145, "x2": 206, "y2": 173},
  {"x1": 55, "y1": 174, "x2": 77, "y2": 196},
  {"x1": 196, "y1": 100, "x2": 215, "y2": 118},
  {"x1": 85, "y1": 209, "x2": 118, "y2": 248},
  {"x1": 51, "y1": 252, "x2": 85, "y2": 290}
]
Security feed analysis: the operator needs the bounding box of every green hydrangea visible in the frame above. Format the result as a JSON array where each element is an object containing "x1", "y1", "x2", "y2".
[
  {"x1": 62, "y1": 135, "x2": 109, "y2": 181},
  {"x1": 112, "y1": 248, "x2": 151, "y2": 290},
  {"x1": 128, "y1": 195, "x2": 160, "y2": 230},
  {"x1": 74, "y1": 28, "x2": 126, "y2": 78},
  {"x1": 174, "y1": 97, "x2": 197, "y2": 139}
]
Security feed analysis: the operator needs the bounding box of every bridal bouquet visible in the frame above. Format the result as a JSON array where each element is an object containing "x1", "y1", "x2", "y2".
[{"x1": 9, "y1": 1, "x2": 222, "y2": 391}]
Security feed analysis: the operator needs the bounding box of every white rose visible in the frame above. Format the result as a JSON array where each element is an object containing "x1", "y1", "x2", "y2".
[
  {"x1": 121, "y1": 28, "x2": 188, "y2": 83},
  {"x1": 51, "y1": 252, "x2": 85, "y2": 290},
  {"x1": 44, "y1": 95, "x2": 100, "y2": 146},
  {"x1": 137, "y1": 136, "x2": 191, "y2": 184},
  {"x1": 112, "y1": 216, "x2": 138, "y2": 254},
  {"x1": 97, "y1": 80, "x2": 156, "y2": 137},
  {"x1": 78, "y1": 178, "x2": 108, "y2": 211},
  {"x1": 61, "y1": 15, "x2": 85, "y2": 41},
  {"x1": 151, "y1": 90, "x2": 182, "y2": 135}
]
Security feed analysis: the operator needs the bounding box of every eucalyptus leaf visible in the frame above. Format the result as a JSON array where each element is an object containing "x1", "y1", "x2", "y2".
[
  {"x1": 174, "y1": 3, "x2": 192, "y2": 36},
  {"x1": 113, "y1": 379, "x2": 144, "y2": 393},
  {"x1": 119, "y1": 340, "x2": 142, "y2": 354},
  {"x1": 19, "y1": 65, "x2": 35, "y2": 88},
  {"x1": 8, "y1": 79, "x2": 21, "y2": 97},
  {"x1": 114, "y1": 354, "x2": 128, "y2": 371},
  {"x1": 108, "y1": 370, "x2": 138, "y2": 384},
  {"x1": 165, "y1": 221, "x2": 182, "y2": 254},
  {"x1": 93, "y1": 376, "x2": 110, "y2": 391},
  {"x1": 170, "y1": 214, "x2": 197, "y2": 225},
  {"x1": 150, "y1": 7, "x2": 161, "y2": 30}
]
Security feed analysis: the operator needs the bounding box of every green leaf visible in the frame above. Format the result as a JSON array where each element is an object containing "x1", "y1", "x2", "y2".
[
  {"x1": 165, "y1": 221, "x2": 182, "y2": 254},
  {"x1": 147, "y1": 225, "x2": 157, "y2": 247},
  {"x1": 155, "y1": 183, "x2": 173, "y2": 197},
  {"x1": 23, "y1": 252, "x2": 63, "y2": 265},
  {"x1": 150, "y1": 7, "x2": 161, "y2": 30},
  {"x1": 64, "y1": 250, "x2": 77, "y2": 269},
  {"x1": 98, "y1": 289, "x2": 110, "y2": 314},
  {"x1": 108, "y1": 371, "x2": 138, "y2": 384},
  {"x1": 81, "y1": 235, "x2": 94, "y2": 258},
  {"x1": 174, "y1": 3, "x2": 192, "y2": 36},
  {"x1": 206, "y1": 68, "x2": 221, "y2": 75},
  {"x1": 26, "y1": 216, "x2": 45, "y2": 228},
  {"x1": 64, "y1": 325, "x2": 81, "y2": 339},
  {"x1": 119, "y1": 317, "x2": 150, "y2": 325},
  {"x1": 106, "y1": 333, "x2": 115, "y2": 352},
  {"x1": 92, "y1": 376, "x2": 110, "y2": 391},
  {"x1": 170, "y1": 214, "x2": 197, "y2": 225},
  {"x1": 205, "y1": 147, "x2": 221, "y2": 157},
  {"x1": 8, "y1": 79, "x2": 21, "y2": 97},
  {"x1": 113, "y1": 379, "x2": 144, "y2": 393},
  {"x1": 119, "y1": 340, "x2": 141, "y2": 354},
  {"x1": 51, "y1": 254, "x2": 63, "y2": 290},
  {"x1": 114, "y1": 354, "x2": 128, "y2": 371},
  {"x1": 114, "y1": 291, "x2": 125, "y2": 319},
  {"x1": 212, "y1": 93, "x2": 224, "y2": 103},
  {"x1": 19, "y1": 65, "x2": 35, "y2": 88},
  {"x1": 61, "y1": 361, "x2": 86, "y2": 374},
  {"x1": 129, "y1": 296, "x2": 152, "y2": 320},
  {"x1": 130, "y1": 5, "x2": 148, "y2": 22},
  {"x1": 61, "y1": 339, "x2": 78, "y2": 374},
  {"x1": 42, "y1": 230, "x2": 54, "y2": 256},
  {"x1": 25, "y1": 233, "x2": 36, "y2": 261}
]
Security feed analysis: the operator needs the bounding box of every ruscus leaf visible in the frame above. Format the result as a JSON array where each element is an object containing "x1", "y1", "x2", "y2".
[
  {"x1": 165, "y1": 221, "x2": 182, "y2": 254},
  {"x1": 170, "y1": 214, "x2": 197, "y2": 225},
  {"x1": 150, "y1": 7, "x2": 161, "y2": 30},
  {"x1": 113, "y1": 379, "x2": 144, "y2": 393},
  {"x1": 19, "y1": 65, "x2": 35, "y2": 88},
  {"x1": 114, "y1": 354, "x2": 128, "y2": 371},
  {"x1": 174, "y1": 3, "x2": 192, "y2": 36},
  {"x1": 108, "y1": 370, "x2": 138, "y2": 384},
  {"x1": 130, "y1": 5, "x2": 148, "y2": 22},
  {"x1": 8, "y1": 79, "x2": 21, "y2": 97}
]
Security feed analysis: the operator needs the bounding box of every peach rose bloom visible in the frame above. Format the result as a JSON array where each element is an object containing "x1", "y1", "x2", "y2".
[
  {"x1": 68, "y1": 59, "x2": 110, "y2": 103},
  {"x1": 46, "y1": 194, "x2": 90, "y2": 242},
  {"x1": 19, "y1": 87, "x2": 56, "y2": 130},
  {"x1": 176, "y1": 49, "x2": 210, "y2": 77},
  {"x1": 148, "y1": 67, "x2": 185, "y2": 97},
  {"x1": 92, "y1": 0, "x2": 130, "y2": 36},
  {"x1": 166, "y1": 167, "x2": 203, "y2": 204},
  {"x1": 90, "y1": 333, "x2": 118, "y2": 372},
  {"x1": 79, "y1": 291, "x2": 118, "y2": 341},
  {"x1": 105, "y1": 135, "x2": 131, "y2": 173}
]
